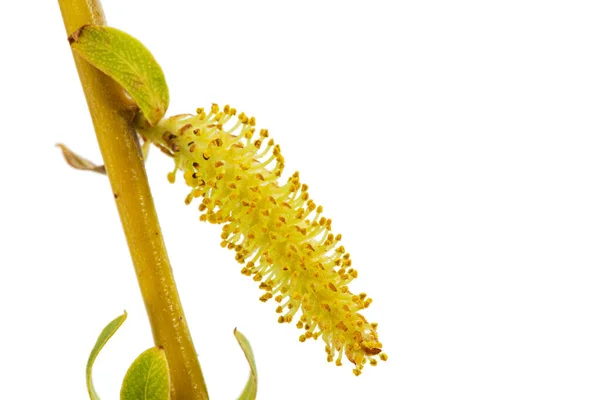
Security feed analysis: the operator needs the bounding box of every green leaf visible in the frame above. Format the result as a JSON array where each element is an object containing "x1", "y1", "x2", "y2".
[
  {"x1": 87, "y1": 311, "x2": 128, "y2": 400},
  {"x1": 70, "y1": 25, "x2": 169, "y2": 126},
  {"x1": 234, "y1": 329, "x2": 258, "y2": 400},
  {"x1": 120, "y1": 347, "x2": 170, "y2": 400}
]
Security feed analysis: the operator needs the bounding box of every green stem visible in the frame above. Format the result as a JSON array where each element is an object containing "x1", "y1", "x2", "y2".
[{"x1": 57, "y1": 1, "x2": 209, "y2": 399}]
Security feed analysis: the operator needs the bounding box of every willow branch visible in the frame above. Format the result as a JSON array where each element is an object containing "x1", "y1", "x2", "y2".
[{"x1": 57, "y1": 1, "x2": 209, "y2": 398}]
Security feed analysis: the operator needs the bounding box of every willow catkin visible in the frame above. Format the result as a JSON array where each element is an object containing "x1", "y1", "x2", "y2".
[{"x1": 139, "y1": 104, "x2": 386, "y2": 375}]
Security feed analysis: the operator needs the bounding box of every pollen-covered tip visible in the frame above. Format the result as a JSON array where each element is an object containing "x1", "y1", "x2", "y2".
[{"x1": 138, "y1": 104, "x2": 386, "y2": 374}]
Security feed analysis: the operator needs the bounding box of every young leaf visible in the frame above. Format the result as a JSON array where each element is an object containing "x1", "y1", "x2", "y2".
[
  {"x1": 234, "y1": 329, "x2": 258, "y2": 400},
  {"x1": 120, "y1": 347, "x2": 170, "y2": 400},
  {"x1": 69, "y1": 25, "x2": 169, "y2": 126},
  {"x1": 87, "y1": 311, "x2": 128, "y2": 400}
]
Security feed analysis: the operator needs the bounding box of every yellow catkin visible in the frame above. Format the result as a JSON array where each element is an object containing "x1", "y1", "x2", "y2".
[{"x1": 139, "y1": 104, "x2": 386, "y2": 375}]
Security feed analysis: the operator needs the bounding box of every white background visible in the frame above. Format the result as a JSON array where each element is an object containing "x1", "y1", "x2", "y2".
[{"x1": 1, "y1": 1, "x2": 600, "y2": 399}]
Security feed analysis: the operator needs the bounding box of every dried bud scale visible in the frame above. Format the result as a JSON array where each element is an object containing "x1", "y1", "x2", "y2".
[{"x1": 138, "y1": 104, "x2": 386, "y2": 375}]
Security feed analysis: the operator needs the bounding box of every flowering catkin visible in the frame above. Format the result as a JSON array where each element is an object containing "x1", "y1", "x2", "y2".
[{"x1": 139, "y1": 104, "x2": 386, "y2": 375}]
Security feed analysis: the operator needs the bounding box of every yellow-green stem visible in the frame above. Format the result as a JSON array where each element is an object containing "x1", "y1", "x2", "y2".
[{"x1": 57, "y1": 1, "x2": 209, "y2": 399}]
